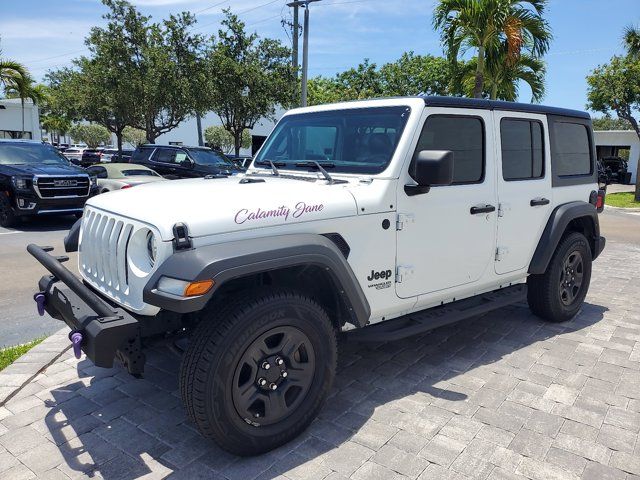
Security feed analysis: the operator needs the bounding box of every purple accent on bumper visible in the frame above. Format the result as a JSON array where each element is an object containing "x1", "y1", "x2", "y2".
[
  {"x1": 71, "y1": 332, "x2": 83, "y2": 359},
  {"x1": 34, "y1": 293, "x2": 46, "y2": 316}
]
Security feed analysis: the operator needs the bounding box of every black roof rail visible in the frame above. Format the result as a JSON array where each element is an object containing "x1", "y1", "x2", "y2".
[{"x1": 420, "y1": 96, "x2": 590, "y2": 120}]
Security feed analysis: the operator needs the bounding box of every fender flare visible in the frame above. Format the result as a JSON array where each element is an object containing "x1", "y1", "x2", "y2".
[
  {"x1": 528, "y1": 201, "x2": 602, "y2": 275},
  {"x1": 143, "y1": 233, "x2": 371, "y2": 327}
]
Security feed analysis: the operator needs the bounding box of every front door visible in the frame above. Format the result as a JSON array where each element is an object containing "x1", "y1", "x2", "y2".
[
  {"x1": 396, "y1": 108, "x2": 498, "y2": 299},
  {"x1": 494, "y1": 112, "x2": 552, "y2": 274}
]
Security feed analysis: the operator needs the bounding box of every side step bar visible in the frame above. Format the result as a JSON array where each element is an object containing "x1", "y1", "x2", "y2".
[{"x1": 347, "y1": 284, "x2": 527, "y2": 342}]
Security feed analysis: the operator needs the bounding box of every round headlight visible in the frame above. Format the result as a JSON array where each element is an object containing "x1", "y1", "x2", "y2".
[{"x1": 146, "y1": 231, "x2": 157, "y2": 267}]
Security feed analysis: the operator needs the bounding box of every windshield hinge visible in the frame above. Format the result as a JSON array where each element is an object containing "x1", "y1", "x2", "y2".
[{"x1": 396, "y1": 213, "x2": 414, "y2": 231}]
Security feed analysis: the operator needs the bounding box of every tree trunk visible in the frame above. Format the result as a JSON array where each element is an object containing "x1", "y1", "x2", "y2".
[
  {"x1": 490, "y1": 83, "x2": 498, "y2": 100},
  {"x1": 473, "y1": 46, "x2": 485, "y2": 99},
  {"x1": 21, "y1": 99, "x2": 25, "y2": 138},
  {"x1": 116, "y1": 132, "x2": 124, "y2": 155},
  {"x1": 196, "y1": 114, "x2": 204, "y2": 146},
  {"x1": 234, "y1": 132, "x2": 241, "y2": 157}
]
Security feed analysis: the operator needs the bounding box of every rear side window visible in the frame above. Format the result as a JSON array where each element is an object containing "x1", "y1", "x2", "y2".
[
  {"x1": 500, "y1": 119, "x2": 544, "y2": 180},
  {"x1": 132, "y1": 147, "x2": 154, "y2": 162},
  {"x1": 553, "y1": 122, "x2": 592, "y2": 176},
  {"x1": 154, "y1": 149, "x2": 177, "y2": 164},
  {"x1": 415, "y1": 115, "x2": 484, "y2": 184}
]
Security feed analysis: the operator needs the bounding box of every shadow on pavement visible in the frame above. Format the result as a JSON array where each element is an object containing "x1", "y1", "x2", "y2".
[
  {"x1": 10, "y1": 215, "x2": 78, "y2": 234},
  {"x1": 43, "y1": 301, "x2": 607, "y2": 479}
]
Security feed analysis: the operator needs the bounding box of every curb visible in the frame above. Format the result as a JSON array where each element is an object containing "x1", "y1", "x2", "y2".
[
  {"x1": 605, "y1": 205, "x2": 640, "y2": 213},
  {"x1": 0, "y1": 327, "x2": 71, "y2": 407}
]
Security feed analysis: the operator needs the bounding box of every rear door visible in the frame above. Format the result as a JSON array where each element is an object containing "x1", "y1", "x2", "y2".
[{"x1": 494, "y1": 112, "x2": 552, "y2": 274}]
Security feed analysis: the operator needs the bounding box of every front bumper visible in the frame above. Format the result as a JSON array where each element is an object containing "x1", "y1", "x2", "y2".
[
  {"x1": 28, "y1": 244, "x2": 144, "y2": 375},
  {"x1": 12, "y1": 188, "x2": 97, "y2": 217}
]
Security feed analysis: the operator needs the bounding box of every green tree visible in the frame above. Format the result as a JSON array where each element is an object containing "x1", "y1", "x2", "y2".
[
  {"x1": 307, "y1": 53, "x2": 464, "y2": 106},
  {"x1": 433, "y1": 0, "x2": 552, "y2": 99},
  {"x1": 5, "y1": 74, "x2": 46, "y2": 137},
  {"x1": 204, "y1": 125, "x2": 250, "y2": 153},
  {"x1": 623, "y1": 25, "x2": 640, "y2": 58},
  {"x1": 460, "y1": 50, "x2": 545, "y2": 101},
  {"x1": 379, "y1": 52, "x2": 458, "y2": 97},
  {"x1": 123, "y1": 127, "x2": 147, "y2": 147},
  {"x1": 203, "y1": 10, "x2": 295, "y2": 156},
  {"x1": 41, "y1": 115, "x2": 71, "y2": 145},
  {"x1": 69, "y1": 124, "x2": 111, "y2": 148},
  {"x1": 0, "y1": 39, "x2": 28, "y2": 95},
  {"x1": 592, "y1": 116, "x2": 633, "y2": 131},
  {"x1": 587, "y1": 55, "x2": 640, "y2": 200}
]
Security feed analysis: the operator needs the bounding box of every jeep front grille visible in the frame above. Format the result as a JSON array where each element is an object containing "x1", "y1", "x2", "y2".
[
  {"x1": 35, "y1": 176, "x2": 90, "y2": 198},
  {"x1": 80, "y1": 209, "x2": 133, "y2": 295}
]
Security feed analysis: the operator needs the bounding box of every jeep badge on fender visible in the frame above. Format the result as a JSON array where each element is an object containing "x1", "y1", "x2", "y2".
[{"x1": 28, "y1": 96, "x2": 605, "y2": 456}]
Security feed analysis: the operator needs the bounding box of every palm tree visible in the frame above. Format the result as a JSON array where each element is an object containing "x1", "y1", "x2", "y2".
[
  {"x1": 623, "y1": 25, "x2": 640, "y2": 58},
  {"x1": 5, "y1": 75, "x2": 46, "y2": 138},
  {"x1": 434, "y1": 0, "x2": 552, "y2": 98},
  {"x1": 460, "y1": 46, "x2": 545, "y2": 101}
]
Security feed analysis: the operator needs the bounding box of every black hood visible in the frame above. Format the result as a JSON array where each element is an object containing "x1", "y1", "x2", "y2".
[{"x1": 1, "y1": 163, "x2": 88, "y2": 176}]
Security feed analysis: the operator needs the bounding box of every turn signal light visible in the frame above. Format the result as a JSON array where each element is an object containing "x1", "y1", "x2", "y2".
[{"x1": 184, "y1": 280, "x2": 215, "y2": 297}]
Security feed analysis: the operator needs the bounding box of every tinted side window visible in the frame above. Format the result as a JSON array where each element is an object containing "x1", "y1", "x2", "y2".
[
  {"x1": 87, "y1": 166, "x2": 108, "y2": 178},
  {"x1": 553, "y1": 122, "x2": 592, "y2": 176},
  {"x1": 415, "y1": 115, "x2": 484, "y2": 184},
  {"x1": 132, "y1": 148, "x2": 154, "y2": 162},
  {"x1": 154, "y1": 149, "x2": 177, "y2": 164},
  {"x1": 501, "y1": 119, "x2": 544, "y2": 180}
]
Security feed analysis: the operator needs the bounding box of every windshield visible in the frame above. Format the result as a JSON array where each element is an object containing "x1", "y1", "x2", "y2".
[
  {"x1": 0, "y1": 143, "x2": 71, "y2": 166},
  {"x1": 122, "y1": 169, "x2": 158, "y2": 177},
  {"x1": 254, "y1": 106, "x2": 411, "y2": 174},
  {"x1": 188, "y1": 148, "x2": 236, "y2": 167}
]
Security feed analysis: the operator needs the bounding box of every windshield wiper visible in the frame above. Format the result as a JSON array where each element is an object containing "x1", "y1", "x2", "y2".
[
  {"x1": 254, "y1": 159, "x2": 284, "y2": 176},
  {"x1": 294, "y1": 161, "x2": 336, "y2": 184}
]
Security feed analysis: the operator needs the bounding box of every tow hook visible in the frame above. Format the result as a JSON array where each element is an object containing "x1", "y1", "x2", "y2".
[
  {"x1": 33, "y1": 292, "x2": 46, "y2": 316},
  {"x1": 69, "y1": 331, "x2": 83, "y2": 359}
]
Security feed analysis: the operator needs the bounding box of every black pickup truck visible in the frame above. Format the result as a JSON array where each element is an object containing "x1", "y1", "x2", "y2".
[{"x1": 0, "y1": 140, "x2": 98, "y2": 227}]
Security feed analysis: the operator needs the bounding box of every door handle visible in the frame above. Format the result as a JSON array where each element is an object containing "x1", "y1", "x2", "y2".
[
  {"x1": 470, "y1": 204, "x2": 496, "y2": 215},
  {"x1": 530, "y1": 197, "x2": 550, "y2": 207}
]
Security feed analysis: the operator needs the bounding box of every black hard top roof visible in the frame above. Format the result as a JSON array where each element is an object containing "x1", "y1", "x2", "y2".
[{"x1": 421, "y1": 96, "x2": 590, "y2": 120}]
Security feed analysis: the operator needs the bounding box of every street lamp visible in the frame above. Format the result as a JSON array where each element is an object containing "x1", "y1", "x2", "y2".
[{"x1": 287, "y1": 0, "x2": 321, "y2": 107}]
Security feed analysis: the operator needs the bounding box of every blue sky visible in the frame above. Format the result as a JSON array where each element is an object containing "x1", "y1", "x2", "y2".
[{"x1": 0, "y1": 0, "x2": 637, "y2": 114}]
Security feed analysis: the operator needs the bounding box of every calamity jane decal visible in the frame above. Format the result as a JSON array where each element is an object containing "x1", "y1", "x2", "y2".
[{"x1": 234, "y1": 202, "x2": 324, "y2": 225}]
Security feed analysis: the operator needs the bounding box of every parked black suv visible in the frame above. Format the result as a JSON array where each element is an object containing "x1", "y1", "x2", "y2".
[
  {"x1": 130, "y1": 145, "x2": 245, "y2": 179},
  {"x1": 0, "y1": 140, "x2": 98, "y2": 227}
]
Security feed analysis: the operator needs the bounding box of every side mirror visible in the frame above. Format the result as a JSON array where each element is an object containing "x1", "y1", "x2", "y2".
[
  {"x1": 405, "y1": 150, "x2": 454, "y2": 196},
  {"x1": 180, "y1": 158, "x2": 194, "y2": 168}
]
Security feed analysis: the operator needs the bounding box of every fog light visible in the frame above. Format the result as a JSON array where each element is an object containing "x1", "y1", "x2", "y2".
[{"x1": 17, "y1": 198, "x2": 36, "y2": 210}]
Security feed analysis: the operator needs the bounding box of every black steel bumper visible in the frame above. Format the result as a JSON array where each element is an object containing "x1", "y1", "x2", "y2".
[{"x1": 28, "y1": 244, "x2": 144, "y2": 375}]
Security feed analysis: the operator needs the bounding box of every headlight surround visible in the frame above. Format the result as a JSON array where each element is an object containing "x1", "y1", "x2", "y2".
[
  {"x1": 11, "y1": 176, "x2": 29, "y2": 190},
  {"x1": 146, "y1": 230, "x2": 157, "y2": 267}
]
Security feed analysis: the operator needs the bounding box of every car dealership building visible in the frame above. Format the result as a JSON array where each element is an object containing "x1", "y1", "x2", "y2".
[{"x1": 0, "y1": 98, "x2": 41, "y2": 141}]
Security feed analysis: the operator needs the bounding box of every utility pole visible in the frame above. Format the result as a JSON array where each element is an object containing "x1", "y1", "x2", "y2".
[
  {"x1": 292, "y1": 3, "x2": 299, "y2": 79},
  {"x1": 195, "y1": 113, "x2": 204, "y2": 146},
  {"x1": 288, "y1": 0, "x2": 320, "y2": 107}
]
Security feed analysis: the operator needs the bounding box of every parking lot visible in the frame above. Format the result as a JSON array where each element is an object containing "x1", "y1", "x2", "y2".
[{"x1": 0, "y1": 208, "x2": 637, "y2": 479}]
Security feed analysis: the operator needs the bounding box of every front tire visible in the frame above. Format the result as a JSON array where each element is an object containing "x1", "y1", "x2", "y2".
[
  {"x1": 0, "y1": 195, "x2": 18, "y2": 228},
  {"x1": 528, "y1": 232, "x2": 592, "y2": 322},
  {"x1": 180, "y1": 289, "x2": 337, "y2": 456}
]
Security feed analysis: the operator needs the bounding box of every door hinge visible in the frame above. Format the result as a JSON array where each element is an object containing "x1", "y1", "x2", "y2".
[
  {"x1": 395, "y1": 265, "x2": 414, "y2": 283},
  {"x1": 497, "y1": 203, "x2": 510, "y2": 218},
  {"x1": 495, "y1": 247, "x2": 509, "y2": 261},
  {"x1": 396, "y1": 213, "x2": 414, "y2": 231}
]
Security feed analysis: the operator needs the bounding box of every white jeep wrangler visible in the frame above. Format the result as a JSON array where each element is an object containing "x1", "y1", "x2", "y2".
[{"x1": 29, "y1": 96, "x2": 606, "y2": 456}]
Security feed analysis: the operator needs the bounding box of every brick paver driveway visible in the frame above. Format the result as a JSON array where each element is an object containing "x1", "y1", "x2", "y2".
[{"x1": 1, "y1": 241, "x2": 639, "y2": 480}]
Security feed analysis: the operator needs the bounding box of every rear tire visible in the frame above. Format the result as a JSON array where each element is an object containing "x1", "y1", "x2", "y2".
[
  {"x1": 0, "y1": 195, "x2": 18, "y2": 228},
  {"x1": 528, "y1": 232, "x2": 592, "y2": 322},
  {"x1": 180, "y1": 289, "x2": 337, "y2": 456}
]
